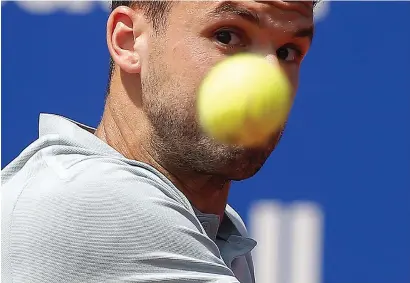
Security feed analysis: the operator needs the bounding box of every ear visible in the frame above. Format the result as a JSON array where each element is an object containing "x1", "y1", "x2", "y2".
[{"x1": 107, "y1": 6, "x2": 145, "y2": 74}]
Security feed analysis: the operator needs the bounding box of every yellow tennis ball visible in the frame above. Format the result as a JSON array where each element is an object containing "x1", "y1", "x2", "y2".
[{"x1": 197, "y1": 53, "x2": 292, "y2": 147}]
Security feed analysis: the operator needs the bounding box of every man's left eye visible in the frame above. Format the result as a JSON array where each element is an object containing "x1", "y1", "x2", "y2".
[
  {"x1": 276, "y1": 46, "x2": 301, "y2": 62},
  {"x1": 214, "y1": 29, "x2": 243, "y2": 47}
]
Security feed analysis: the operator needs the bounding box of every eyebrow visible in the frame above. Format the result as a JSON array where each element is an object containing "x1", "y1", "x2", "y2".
[
  {"x1": 295, "y1": 26, "x2": 314, "y2": 42},
  {"x1": 207, "y1": 1, "x2": 261, "y2": 26},
  {"x1": 207, "y1": 1, "x2": 314, "y2": 42}
]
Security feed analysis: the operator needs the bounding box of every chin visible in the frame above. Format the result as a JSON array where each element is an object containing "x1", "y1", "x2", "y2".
[
  {"x1": 192, "y1": 129, "x2": 284, "y2": 180},
  {"x1": 228, "y1": 164, "x2": 265, "y2": 181},
  {"x1": 219, "y1": 145, "x2": 274, "y2": 181},
  {"x1": 222, "y1": 130, "x2": 283, "y2": 181}
]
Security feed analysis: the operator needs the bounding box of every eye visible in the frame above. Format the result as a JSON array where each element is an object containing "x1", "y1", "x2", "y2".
[
  {"x1": 276, "y1": 45, "x2": 302, "y2": 62},
  {"x1": 214, "y1": 29, "x2": 243, "y2": 47}
]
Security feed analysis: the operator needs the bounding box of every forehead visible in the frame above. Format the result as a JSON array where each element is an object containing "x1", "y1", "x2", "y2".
[{"x1": 170, "y1": 1, "x2": 313, "y2": 31}]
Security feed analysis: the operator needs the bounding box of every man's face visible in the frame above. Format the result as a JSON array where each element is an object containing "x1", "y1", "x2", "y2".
[{"x1": 139, "y1": 1, "x2": 314, "y2": 180}]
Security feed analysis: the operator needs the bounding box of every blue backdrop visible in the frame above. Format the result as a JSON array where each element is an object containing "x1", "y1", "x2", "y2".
[{"x1": 2, "y1": 2, "x2": 410, "y2": 283}]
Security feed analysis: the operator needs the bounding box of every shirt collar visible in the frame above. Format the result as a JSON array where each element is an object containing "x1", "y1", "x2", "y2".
[
  {"x1": 194, "y1": 206, "x2": 257, "y2": 268},
  {"x1": 192, "y1": 207, "x2": 220, "y2": 241}
]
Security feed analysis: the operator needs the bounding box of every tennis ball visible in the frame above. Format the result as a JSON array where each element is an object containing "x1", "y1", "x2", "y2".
[{"x1": 197, "y1": 53, "x2": 292, "y2": 148}]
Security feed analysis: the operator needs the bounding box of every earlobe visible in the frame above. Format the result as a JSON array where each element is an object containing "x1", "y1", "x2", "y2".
[{"x1": 107, "y1": 7, "x2": 141, "y2": 74}]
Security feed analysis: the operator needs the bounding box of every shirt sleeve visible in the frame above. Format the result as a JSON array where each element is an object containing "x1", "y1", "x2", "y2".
[{"x1": 6, "y1": 160, "x2": 240, "y2": 283}]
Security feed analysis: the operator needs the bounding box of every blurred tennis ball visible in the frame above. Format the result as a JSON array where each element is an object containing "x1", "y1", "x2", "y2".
[{"x1": 197, "y1": 53, "x2": 292, "y2": 147}]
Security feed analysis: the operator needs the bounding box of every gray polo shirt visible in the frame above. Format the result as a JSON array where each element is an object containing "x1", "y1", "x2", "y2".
[{"x1": 1, "y1": 114, "x2": 257, "y2": 283}]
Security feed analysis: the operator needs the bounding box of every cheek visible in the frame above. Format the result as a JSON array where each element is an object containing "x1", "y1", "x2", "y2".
[
  {"x1": 168, "y1": 39, "x2": 224, "y2": 99},
  {"x1": 182, "y1": 41, "x2": 221, "y2": 81}
]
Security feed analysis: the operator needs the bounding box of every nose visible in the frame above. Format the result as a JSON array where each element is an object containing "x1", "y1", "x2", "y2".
[
  {"x1": 262, "y1": 52, "x2": 297, "y2": 99},
  {"x1": 265, "y1": 53, "x2": 279, "y2": 67}
]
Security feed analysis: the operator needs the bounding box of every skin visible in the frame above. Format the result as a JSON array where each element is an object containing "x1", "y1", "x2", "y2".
[{"x1": 96, "y1": 1, "x2": 314, "y2": 220}]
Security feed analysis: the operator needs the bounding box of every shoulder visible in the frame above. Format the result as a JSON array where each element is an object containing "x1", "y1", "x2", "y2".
[
  {"x1": 3, "y1": 153, "x2": 199, "y2": 235},
  {"x1": 3, "y1": 156, "x2": 240, "y2": 282},
  {"x1": 7, "y1": 146, "x2": 193, "y2": 208}
]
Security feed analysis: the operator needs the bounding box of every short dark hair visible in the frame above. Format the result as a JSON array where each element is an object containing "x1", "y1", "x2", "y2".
[{"x1": 107, "y1": 1, "x2": 172, "y2": 95}]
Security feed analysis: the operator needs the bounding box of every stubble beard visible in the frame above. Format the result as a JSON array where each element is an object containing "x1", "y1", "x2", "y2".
[{"x1": 141, "y1": 56, "x2": 283, "y2": 181}]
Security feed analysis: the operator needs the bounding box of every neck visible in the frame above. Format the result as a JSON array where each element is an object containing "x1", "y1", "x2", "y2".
[
  {"x1": 168, "y1": 171, "x2": 231, "y2": 219},
  {"x1": 95, "y1": 98, "x2": 231, "y2": 220}
]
